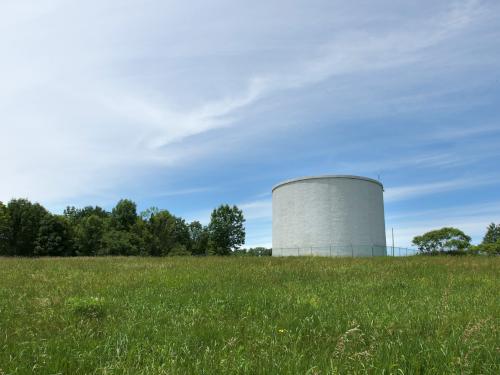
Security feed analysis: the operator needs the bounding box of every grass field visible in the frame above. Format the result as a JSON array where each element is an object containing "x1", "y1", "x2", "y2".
[{"x1": 0, "y1": 257, "x2": 498, "y2": 374}]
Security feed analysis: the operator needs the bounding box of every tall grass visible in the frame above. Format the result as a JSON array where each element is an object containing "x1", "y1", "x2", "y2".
[{"x1": 0, "y1": 256, "x2": 498, "y2": 374}]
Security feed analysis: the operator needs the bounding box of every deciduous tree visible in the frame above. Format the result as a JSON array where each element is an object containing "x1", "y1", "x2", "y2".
[
  {"x1": 35, "y1": 215, "x2": 74, "y2": 256},
  {"x1": 0, "y1": 202, "x2": 11, "y2": 255},
  {"x1": 188, "y1": 221, "x2": 209, "y2": 255},
  {"x1": 100, "y1": 229, "x2": 141, "y2": 256},
  {"x1": 483, "y1": 223, "x2": 500, "y2": 244},
  {"x1": 207, "y1": 205, "x2": 245, "y2": 255},
  {"x1": 412, "y1": 227, "x2": 471, "y2": 254},
  {"x1": 74, "y1": 214, "x2": 106, "y2": 256},
  {"x1": 7, "y1": 199, "x2": 48, "y2": 256},
  {"x1": 111, "y1": 199, "x2": 137, "y2": 231},
  {"x1": 148, "y1": 210, "x2": 190, "y2": 256}
]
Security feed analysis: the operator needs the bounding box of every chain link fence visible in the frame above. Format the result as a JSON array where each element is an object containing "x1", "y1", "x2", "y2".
[{"x1": 272, "y1": 245, "x2": 419, "y2": 257}]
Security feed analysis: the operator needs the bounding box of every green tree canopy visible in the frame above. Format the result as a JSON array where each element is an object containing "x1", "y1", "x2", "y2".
[
  {"x1": 412, "y1": 227, "x2": 471, "y2": 254},
  {"x1": 2, "y1": 197, "x2": 249, "y2": 257},
  {"x1": 35, "y1": 215, "x2": 74, "y2": 256},
  {"x1": 7, "y1": 199, "x2": 48, "y2": 256},
  {"x1": 470, "y1": 223, "x2": 500, "y2": 255},
  {"x1": 168, "y1": 244, "x2": 191, "y2": 256},
  {"x1": 188, "y1": 221, "x2": 209, "y2": 255},
  {"x1": 0, "y1": 202, "x2": 11, "y2": 255},
  {"x1": 74, "y1": 214, "x2": 107, "y2": 256},
  {"x1": 64, "y1": 205, "x2": 109, "y2": 224},
  {"x1": 148, "y1": 210, "x2": 190, "y2": 256},
  {"x1": 111, "y1": 199, "x2": 137, "y2": 231},
  {"x1": 140, "y1": 207, "x2": 160, "y2": 221},
  {"x1": 246, "y1": 247, "x2": 272, "y2": 256},
  {"x1": 100, "y1": 229, "x2": 142, "y2": 256},
  {"x1": 482, "y1": 223, "x2": 500, "y2": 244},
  {"x1": 208, "y1": 204, "x2": 245, "y2": 255},
  {"x1": 470, "y1": 242, "x2": 500, "y2": 256}
]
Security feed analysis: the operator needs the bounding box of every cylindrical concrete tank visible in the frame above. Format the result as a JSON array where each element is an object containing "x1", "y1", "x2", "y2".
[{"x1": 272, "y1": 175, "x2": 386, "y2": 257}]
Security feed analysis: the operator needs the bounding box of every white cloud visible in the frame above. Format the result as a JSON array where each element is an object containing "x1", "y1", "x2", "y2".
[
  {"x1": 387, "y1": 201, "x2": 500, "y2": 247},
  {"x1": 384, "y1": 176, "x2": 500, "y2": 203},
  {"x1": 0, "y1": 0, "x2": 496, "y2": 207},
  {"x1": 337, "y1": 153, "x2": 469, "y2": 175},
  {"x1": 430, "y1": 123, "x2": 500, "y2": 140},
  {"x1": 151, "y1": 187, "x2": 214, "y2": 198},
  {"x1": 239, "y1": 199, "x2": 272, "y2": 221}
]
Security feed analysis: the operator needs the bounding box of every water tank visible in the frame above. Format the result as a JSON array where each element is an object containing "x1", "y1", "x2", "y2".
[{"x1": 272, "y1": 175, "x2": 387, "y2": 256}]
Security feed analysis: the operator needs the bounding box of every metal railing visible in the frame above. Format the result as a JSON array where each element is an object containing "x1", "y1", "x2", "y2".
[{"x1": 272, "y1": 245, "x2": 418, "y2": 257}]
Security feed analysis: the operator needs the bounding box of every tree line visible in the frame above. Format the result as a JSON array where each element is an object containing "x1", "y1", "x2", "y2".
[
  {"x1": 2, "y1": 197, "x2": 497, "y2": 257},
  {"x1": 412, "y1": 224, "x2": 500, "y2": 255},
  {"x1": 0, "y1": 198, "x2": 252, "y2": 257}
]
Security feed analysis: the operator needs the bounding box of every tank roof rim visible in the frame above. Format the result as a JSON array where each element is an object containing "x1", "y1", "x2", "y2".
[{"x1": 272, "y1": 175, "x2": 384, "y2": 192}]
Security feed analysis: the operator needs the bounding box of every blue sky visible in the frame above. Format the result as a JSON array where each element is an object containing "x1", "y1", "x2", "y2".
[{"x1": 1, "y1": 0, "x2": 499, "y2": 247}]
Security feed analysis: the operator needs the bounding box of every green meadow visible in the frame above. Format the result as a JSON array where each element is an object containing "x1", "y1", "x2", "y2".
[{"x1": 0, "y1": 256, "x2": 498, "y2": 374}]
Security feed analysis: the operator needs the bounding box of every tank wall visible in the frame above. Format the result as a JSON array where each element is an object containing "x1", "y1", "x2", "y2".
[{"x1": 272, "y1": 177, "x2": 386, "y2": 256}]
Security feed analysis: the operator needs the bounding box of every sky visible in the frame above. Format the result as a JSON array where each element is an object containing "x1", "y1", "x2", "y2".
[{"x1": 1, "y1": 0, "x2": 500, "y2": 248}]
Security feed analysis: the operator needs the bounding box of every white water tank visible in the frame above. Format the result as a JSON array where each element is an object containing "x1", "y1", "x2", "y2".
[{"x1": 272, "y1": 175, "x2": 386, "y2": 256}]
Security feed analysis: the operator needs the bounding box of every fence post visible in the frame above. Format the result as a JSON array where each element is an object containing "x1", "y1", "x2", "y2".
[
  {"x1": 329, "y1": 245, "x2": 332, "y2": 257},
  {"x1": 351, "y1": 244, "x2": 354, "y2": 257},
  {"x1": 311, "y1": 246, "x2": 313, "y2": 256},
  {"x1": 371, "y1": 246, "x2": 374, "y2": 257}
]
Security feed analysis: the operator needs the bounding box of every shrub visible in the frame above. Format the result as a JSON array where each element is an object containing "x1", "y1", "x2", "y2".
[
  {"x1": 233, "y1": 247, "x2": 272, "y2": 256},
  {"x1": 470, "y1": 241, "x2": 500, "y2": 256},
  {"x1": 66, "y1": 297, "x2": 106, "y2": 319},
  {"x1": 168, "y1": 244, "x2": 191, "y2": 256},
  {"x1": 100, "y1": 230, "x2": 141, "y2": 256}
]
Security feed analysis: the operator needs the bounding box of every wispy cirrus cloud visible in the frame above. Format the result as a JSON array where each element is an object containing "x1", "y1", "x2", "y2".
[
  {"x1": 239, "y1": 199, "x2": 272, "y2": 221},
  {"x1": 387, "y1": 201, "x2": 500, "y2": 222},
  {"x1": 385, "y1": 176, "x2": 500, "y2": 203},
  {"x1": 1, "y1": 0, "x2": 499, "y2": 249},
  {"x1": 337, "y1": 153, "x2": 469, "y2": 175},
  {"x1": 387, "y1": 201, "x2": 500, "y2": 247},
  {"x1": 151, "y1": 187, "x2": 215, "y2": 198},
  {"x1": 430, "y1": 123, "x2": 500, "y2": 140}
]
